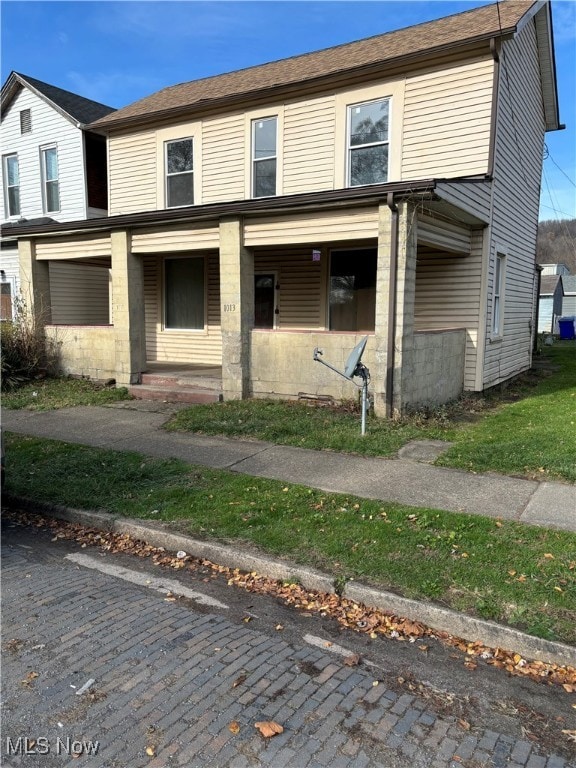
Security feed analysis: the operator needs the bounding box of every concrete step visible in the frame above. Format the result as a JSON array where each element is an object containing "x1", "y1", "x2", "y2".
[
  {"x1": 128, "y1": 384, "x2": 222, "y2": 404},
  {"x1": 140, "y1": 373, "x2": 222, "y2": 391}
]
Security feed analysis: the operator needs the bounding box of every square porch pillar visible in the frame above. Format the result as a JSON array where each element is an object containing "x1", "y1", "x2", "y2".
[
  {"x1": 219, "y1": 217, "x2": 254, "y2": 400},
  {"x1": 372, "y1": 200, "x2": 417, "y2": 418},
  {"x1": 19, "y1": 239, "x2": 52, "y2": 324},
  {"x1": 110, "y1": 230, "x2": 146, "y2": 386}
]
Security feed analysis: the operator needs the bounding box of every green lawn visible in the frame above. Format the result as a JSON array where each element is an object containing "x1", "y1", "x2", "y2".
[
  {"x1": 1, "y1": 377, "x2": 130, "y2": 410},
  {"x1": 5, "y1": 432, "x2": 575, "y2": 644},
  {"x1": 166, "y1": 342, "x2": 576, "y2": 483}
]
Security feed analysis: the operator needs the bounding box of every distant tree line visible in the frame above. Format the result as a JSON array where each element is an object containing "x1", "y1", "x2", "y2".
[{"x1": 537, "y1": 219, "x2": 576, "y2": 274}]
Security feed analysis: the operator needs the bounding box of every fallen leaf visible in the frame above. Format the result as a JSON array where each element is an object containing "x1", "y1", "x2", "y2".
[
  {"x1": 561, "y1": 729, "x2": 576, "y2": 742},
  {"x1": 458, "y1": 719, "x2": 471, "y2": 731},
  {"x1": 145, "y1": 746, "x2": 156, "y2": 756},
  {"x1": 418, "y1": 645, "x2": 429, "y2": 652},
  {"x1": 543, "y1": 553, "x2": 555, "y2": 559},
  {"x1": 255, "y1": 721, "x2": 284, "y2": 738},
  {"x1": 228, "y1": 721, "x2": 240, "y2": 734},
  {"x1": 232, "y1": 674, "x2": 247, "y2": 688},
  {"x1": 275, "y1": 624, "x2": 284, "y2": 631},
  {"x1": 344, "y1": 654, "x2": 360, "y2": 667},
  {"x1": 562, "y1": 684, "x2": 575, "y2": 693}
]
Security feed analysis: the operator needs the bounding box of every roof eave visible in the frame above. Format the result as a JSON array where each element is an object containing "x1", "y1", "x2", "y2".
[
  {"x1": 526, "y1": 2, "x2": 561, "y2": 131},
  {"x1": 89, "y1": 30, "x2": 514, "y2": 133}
]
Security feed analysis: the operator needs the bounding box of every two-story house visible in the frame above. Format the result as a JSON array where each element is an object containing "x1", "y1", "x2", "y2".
[
  {"x1": 0, "y1": 73, "x2": 115, "y2": 321},
  {"x1": 9, "y1": 1, "x2": 561, "y2": 416}
]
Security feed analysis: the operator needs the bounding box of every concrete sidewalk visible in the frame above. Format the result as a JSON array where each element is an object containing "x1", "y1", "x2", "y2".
[{"x1": 3, "y1": 401, "x2": 575, "y2": 532}]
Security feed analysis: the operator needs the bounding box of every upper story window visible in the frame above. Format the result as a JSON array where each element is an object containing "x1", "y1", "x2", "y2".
[
  {"x1": 20, "y1": 109, "x2": 32, "y2": 134},
  {"x1": 41, "y1": 145, "x2": 60, "y2": 213},
  {"x1": 347, "y1": 98, "x2": 389, "y2": 186},
  {"x1": 252, "y1": 117, "x2": 277, "y2": 198},
  {"x1": 3, "y1": 154, "x2": 20, "y2": 217},
  {"x1": 165, "y1": 138, "x2": 194, "y2": 208}
]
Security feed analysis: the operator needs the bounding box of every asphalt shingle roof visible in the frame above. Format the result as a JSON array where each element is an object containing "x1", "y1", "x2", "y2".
[
  {"x1": 3, "y1": 73, "x2": 115, "y2": 125},
  {"x1": 91, "y1": 0, "x2": 535, "y2": 130},
  {"x1": 540, "y1": 275, "x2": 562, "y2": 295}
]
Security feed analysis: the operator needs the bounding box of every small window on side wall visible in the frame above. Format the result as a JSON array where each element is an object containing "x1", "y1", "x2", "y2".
[
  {"x1": 492, "y1": 252, "x2": 506, "y2": 337},
  {"x1": 329, "y1": 248, "x2": 377, "y2": 331},
  {"x1": 164, "y1": 257, "x2": 205, "y2": 330},
  {"x1": 348, "y1": 99, "x2": 389, "y2": 187},
  {"x1": 165, "y1": 139, "x2": 194, "y2": 208},
  {"x1": 3, "y1": 154, "x2": 20, "y2": 217}
]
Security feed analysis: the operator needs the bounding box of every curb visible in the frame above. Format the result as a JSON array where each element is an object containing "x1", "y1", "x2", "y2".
[{"x1": 7, "y1": 495, "x2": 575, "y2": 668}]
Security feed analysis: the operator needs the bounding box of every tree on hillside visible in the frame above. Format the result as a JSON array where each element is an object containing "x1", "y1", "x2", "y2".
[{"x1": 536, "y1": 219, "x2": 576, "y2": 273}]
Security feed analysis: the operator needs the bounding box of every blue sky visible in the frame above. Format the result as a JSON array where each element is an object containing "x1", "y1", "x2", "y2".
[{"x1": 2, "y1": 0, "x2": 574, "y2": 220}]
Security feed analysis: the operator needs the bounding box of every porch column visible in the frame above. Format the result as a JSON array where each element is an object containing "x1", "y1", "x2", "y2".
[
  {"x1": 373, "y1": 203, "x2": 392, "y2": 418},
  {"x1": 110, "y1": 230, "x2": 146, "y2": 385},
  {"x1": 19, "y1": 239, "x2": 52, "y2": 324},
  {"x1": 372, "y1": 201, "x2": 417, "y2": 418},
  {"x1": 392, "y1": 201, "x2": 418, "y2": 414},
  {"x1": 219, "y1": 216, "x2": 254, "y2": 400}
]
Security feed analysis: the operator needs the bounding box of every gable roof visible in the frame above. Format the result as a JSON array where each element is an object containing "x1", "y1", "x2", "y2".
[
  {"x1": 0, "y1": 72, "x2": 116, "y2": 128},
  {"x1": 562, "y1": 275, "x2": 576, "y2": 295},
  {"x1": 540, "y1": 274, "x2": 563, "y2": 295},
  {"x1": 90, "y1": 0, "x2": 553, "y2": 132}
]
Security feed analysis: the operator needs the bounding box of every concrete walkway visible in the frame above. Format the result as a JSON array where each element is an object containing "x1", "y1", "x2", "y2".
[{"x1": 3, "y1": 401, "x2": 575, "y2": 532}]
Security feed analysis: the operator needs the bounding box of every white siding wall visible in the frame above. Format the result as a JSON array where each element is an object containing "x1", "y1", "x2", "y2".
[
  {"x1": 402, "y1": 57, "x2": 494, "y2": 179},
  {"x1": 0, "y1": 87, "x2": 87, "y2": 223},
  {"x1": 49, "y1": 262, "x2": 110, "y2": 325},
  {"x1": 483, "y1": 20, "x2": 545, "y2": 387},
  {"x1": 414, "y1": 230, "x2": 484, "y2": 390},
  {"x1": 107, "y1": 57, "x2": 494, "y2": 214}
]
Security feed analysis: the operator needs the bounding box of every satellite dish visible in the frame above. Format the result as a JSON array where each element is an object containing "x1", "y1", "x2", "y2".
[{"x1": 344, "y1": 336, "x2": 368, "y2": 379}]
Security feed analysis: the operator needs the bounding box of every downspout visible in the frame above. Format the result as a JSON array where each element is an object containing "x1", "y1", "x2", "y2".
[
  {"x1": 533, "y1": 264, "x2": 543, "y2": 353},
  {"x1": 386, "y1": 192, "x2": 399, "y2": 419}
]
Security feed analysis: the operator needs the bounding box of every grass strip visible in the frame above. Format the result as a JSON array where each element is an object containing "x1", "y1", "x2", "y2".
[
  {"x1": 165, "y1": 343, "x2": 576, "y2": 482},
  {"x1": 5, "y1": 432, "x2": 575, "y2": 645},
  {"x1": 1, "y1": 378, "x2": 130, "y2": 410}
]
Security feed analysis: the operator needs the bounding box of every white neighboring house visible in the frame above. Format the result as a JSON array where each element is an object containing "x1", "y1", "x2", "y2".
[{"x1": 0, "y1": 72, "x2": 116, "y2": 321}]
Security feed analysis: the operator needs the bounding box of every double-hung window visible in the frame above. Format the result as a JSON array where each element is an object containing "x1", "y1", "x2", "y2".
[
  {"x1": 41, "y1": 146, "x2": 60, "y2": 212},
  {"x1": 165, "y1": 138, "x2": 194, "y2": 208},
  {"x1": 348, "y1": 98, "x2": 389, "y2": 186},
  {"x1": 252, "y1": 117, "x2": 277, "y2": 198},
  {"x1": 492, "y1": 252, "x2": 506, "y2": 337},
  {"x1": 3, "y1": 154, "x2": 20, "y2": 217},
  {"x1": 164, "y1": 257, "x2": 205, "y2": 330}
]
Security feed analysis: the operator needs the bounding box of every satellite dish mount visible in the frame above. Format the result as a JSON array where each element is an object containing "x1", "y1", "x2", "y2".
[{"x1": 313, "y1": 336, "x2": 371, "y2": 435}]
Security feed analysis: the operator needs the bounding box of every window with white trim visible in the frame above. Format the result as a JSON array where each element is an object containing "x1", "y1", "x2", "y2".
[
  {"x1": 3, "y1": 154, "x2": 20, "y2": 217},
  {"x1": 252, "y1": 117, "x2": 277, "y2": 198},
  {"x1": 347, "y1": 98, "x2": 389, "y2": 186},
  {"x1": 492, "y1": 252, "x2": 506, "y2": 336},
  {"x1": 165, "y1": 138, "x2": 194, "y2": 208},
  {"x1": 164, "y1": 256, "x2": 205, "y2": 330},
  {"x1": 41, "y1": 145, "x2": 60, "y2": 212}
]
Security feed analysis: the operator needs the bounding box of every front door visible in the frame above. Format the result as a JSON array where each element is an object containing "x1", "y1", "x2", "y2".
[{"x1": 254, "y1": 273, "x2": 277, "y2": 328}]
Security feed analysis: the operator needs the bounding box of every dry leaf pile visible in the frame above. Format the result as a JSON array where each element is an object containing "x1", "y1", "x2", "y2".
[{"x1": 6, "y1": 508, "x2": 576, "y2": 690}]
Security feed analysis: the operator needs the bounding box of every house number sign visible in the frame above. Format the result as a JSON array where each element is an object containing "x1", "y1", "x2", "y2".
[{"x1": 223, "y1": 303, "x2": 236, "y2": 312}]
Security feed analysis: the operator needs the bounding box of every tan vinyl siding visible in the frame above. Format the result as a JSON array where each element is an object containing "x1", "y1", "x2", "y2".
[
  {"x1": 202, "y1": 113, "x2": 245, "y2": 203},
  {"x1": 402, "y1": 57, "x2": 494, "y2": 179},
  {"x1": 108, "y1": 130, "x2": 157, "y2": 215},
  {"x1": 483, "y1": 20, "x2": 544, "y2": 387},
  {"x1": 283, "y1": 96, "x2": 335, "y2": 194},
  {"x1": 254, "y1": 247, "x2": 324, "y2": 329},
  {"x1": 49, "y1": 262, "x2": 110, "y2": 324},
  {"x1": 414, "y1": 229, "x2": 484, "y2": 389},
  {"x1": 132, "y1": 223, "x2": 219, "y2": 253},
  {"x1": 245, "y1": 208, "x2": 378, "y2": 247},
  {"x1": 417, "y1": 215, "x2": 471, "y2": 254},
  {"x1": 143, "y1": 253, "x2": 221, "y2": 363},
  {"x1": 36, "y1": 234, "x2": 111, "y2": 260}
]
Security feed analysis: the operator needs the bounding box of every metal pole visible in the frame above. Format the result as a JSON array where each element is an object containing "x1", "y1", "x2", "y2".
[{"x1": 361, "y1": 378, "x2": 367, "y2": 436}]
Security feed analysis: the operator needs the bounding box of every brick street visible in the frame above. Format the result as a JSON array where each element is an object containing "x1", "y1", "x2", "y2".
[{"x1": 2, "y1": 515, "x2": 574, "y2": 768}]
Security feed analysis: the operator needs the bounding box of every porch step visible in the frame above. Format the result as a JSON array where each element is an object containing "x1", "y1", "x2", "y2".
[
  {"x1": 140, "y1": 373, "x2": 222, "y2": 391},
  {"x1": 128, "y1": 384, "x2": 222, "y2": 405}
]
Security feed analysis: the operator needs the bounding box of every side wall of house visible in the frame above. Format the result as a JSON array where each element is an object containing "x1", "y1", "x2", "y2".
[
  {"x1": 483, "y1": 19, "x2": 546, "y2": 387},
  {"x1": 107, "y1": 54, "x2": 494, "y2": 215},
  {"x1": 0, "y1": 88, "x2": 87, "y2": 222}
]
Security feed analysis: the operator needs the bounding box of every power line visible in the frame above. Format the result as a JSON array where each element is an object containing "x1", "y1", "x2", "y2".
[{"x1": 544, "y1": 146, "x2": 576, "y2": 189}]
